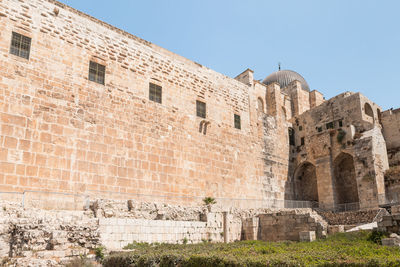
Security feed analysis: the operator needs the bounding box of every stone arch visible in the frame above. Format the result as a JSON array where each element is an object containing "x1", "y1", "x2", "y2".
[
  {"x1": 333, "y1": 153, "x2": 359, "y2": 205},
  {"x1": 364, "y1": 103, "x2": 374, "y2": 118},
  {"x1": 257, "y1": 97, "x2": 264, "y2": 115},
  {"x1": 293, "y1": 162, "x2": 318, "y2": 202}
]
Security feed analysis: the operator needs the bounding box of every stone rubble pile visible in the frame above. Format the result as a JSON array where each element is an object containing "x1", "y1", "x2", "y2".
[{"x1": 317, "y1": 209, "x2": 383, "y2": 225}]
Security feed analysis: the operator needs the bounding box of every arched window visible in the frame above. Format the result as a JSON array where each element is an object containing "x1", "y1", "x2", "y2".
[
  {"x1": 364, "y1": 103, "x2": 373, "y2": 117},
  {"x1": 257, "y1": 98, "x2": 264, "y2": 115}
]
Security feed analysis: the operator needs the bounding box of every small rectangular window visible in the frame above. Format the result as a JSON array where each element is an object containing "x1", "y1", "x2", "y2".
[
  {"x1": 338, "y1": 120, "x2": 343, "y2": 127},
  {"x1": 234, "y1": 114, "x2": 241, "y2": 130},
  {"x1": 149, "y1": 83, "x2": 162, "y2": 104},
  {"x1": 10, "y1": 32, "x2": 31, "y2": 59},
  {"x1": 317, "y1": 127, "x2": 322, "y2": 132},
  {"x1": 299, "y1": 125, "x2": 303, "y2": 131},
  {"x1": 301, "y1": 137, "x2": 305, "y2": 146},
  {"x1": 89, "y1": 61, "x2": 105, "y2": 85},
  {"x1": 326, "y1": 122, "x2": 334, "y2": 129},
  {"x1": 196, "y1": 100, "x2": 206, "y2": 118}
]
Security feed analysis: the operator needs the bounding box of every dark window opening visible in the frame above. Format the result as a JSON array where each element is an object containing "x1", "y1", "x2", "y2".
[
  {"x1": 338, "y1": 120, "x2": 343, "y2": 127},
  {"x1": 196, "y1": 100, "x2": 206, "y2": 118},
  {"x1": 89, "y1": 61, "x2": 105, "y2": 85},
  {"x1": 326, "y1": 122, "x2": 334, "y2": 129},
  {"x1": 317, "y1": 127, "x2": 322, "y2": 132},
  {"x1": 301, "y1": 137, "x2": 305, "y2": 146},
  {"x1": 289, "y1": 128, "x2": 295, "y2": 146},
  {"x1": 10, "y1": 32, "x2": 31, "y2": 59},
  {"x1": 234, "y1": 114, "x2": 241, "y2": 130},
  {"x1": 149, "y1": 83, "x2": 162, "y2": 104},
  {"x1": 299, "y1": 125, "x2": 303, "y2": 131}
]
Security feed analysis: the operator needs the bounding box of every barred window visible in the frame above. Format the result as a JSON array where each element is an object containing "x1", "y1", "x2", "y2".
[
  {"x1": 10, "y1": 32, "x2": 31, "y2": 59},
  {"x1": 234, "y1": 114, "x2": 241, "y2": 130},
  {"x1": 89, "y1": 61, "x2": 105, "y2": 85},
  {"x1": 196, "y1": 100, "x2": 206, "y2": 118},
  {"x1": 326, "y1": 122, "x2": 334, "y2": 129},
  {"x1": 149, "y1": 83, "x2": 162, "y2": 104}
]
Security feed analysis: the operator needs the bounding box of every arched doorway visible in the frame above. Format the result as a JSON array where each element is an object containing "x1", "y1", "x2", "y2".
[
  {"x1": 293, "y1": 162, "x2": 318, "y2": 202},
  {"x1": 333, "y1": 153, "x2": 359, "y2": 204}
]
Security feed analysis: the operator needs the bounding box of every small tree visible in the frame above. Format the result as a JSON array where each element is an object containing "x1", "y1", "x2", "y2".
[
  {"x1": 203, "y1": 197, "x2": 216, "y2": 212},
  {"x1": 203, "y1": 197, "x2": 216, "y2": 206}
]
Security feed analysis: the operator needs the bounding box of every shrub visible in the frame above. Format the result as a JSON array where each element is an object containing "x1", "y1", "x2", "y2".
[
  {"x1": 65, "y1": 257, "x2": 95, "y2": 267},
  {"x1": 367, "y1": 230, "x2": 387, "y2": 245},
  {"x1": 95, "y1": 246, "x2": 105, "y2": 261},
  {"x1": 123, "y1": 241, "x2": 151, "y2": 250},
  {"x1": 337, "y1": 129, "x2": 346, "y2": 143}
]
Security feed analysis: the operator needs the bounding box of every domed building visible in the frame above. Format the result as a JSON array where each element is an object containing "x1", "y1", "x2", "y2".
[{"x1": 263, "y1": 69, "x2": 310, "y2": 92}]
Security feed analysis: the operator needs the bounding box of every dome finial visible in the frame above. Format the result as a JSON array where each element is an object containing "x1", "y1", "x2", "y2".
[{"x1": 278, "y1": 62, "x2": 281, "y2": 71}]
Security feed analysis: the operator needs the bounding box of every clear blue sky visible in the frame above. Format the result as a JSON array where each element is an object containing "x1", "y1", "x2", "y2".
[{"x1": 59, "y1": 0, "x2": 400, "y2": 110}]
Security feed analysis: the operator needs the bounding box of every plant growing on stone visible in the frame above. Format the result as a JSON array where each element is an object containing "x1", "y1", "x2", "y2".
[
  {"x1": 337, "y1": 129, "x2": 346, "y2": 143},
  {"x1": 202, "y1": 197, "x2": 216, "y2": 206},
  {"x1": 182, "y1": 237, "x2": 188, "y2": 244}
]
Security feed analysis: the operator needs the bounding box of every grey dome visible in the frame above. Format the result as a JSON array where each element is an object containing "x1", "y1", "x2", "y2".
[{"x1": 262, "y1": 70, "x2": 310, "y2": 91}]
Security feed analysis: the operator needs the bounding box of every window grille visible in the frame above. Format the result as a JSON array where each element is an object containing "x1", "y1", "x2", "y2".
[
  {"x1": 196, "y1": 100, "x2": 206, "y2": 118},
  {"x1": 234, "y1": 114, "x2": 241, "y2": 130},
  {"x1": 10, "y1": 32, "x2": 31, "y2": 59},
  {"x1": 326, "y1": 122, "x2": 334, "y2": 129},
  {"x1": 89, "y1": 61, "x2": 105, "y2": 85},
  {"x1": 149, "y1": 83, "x2": 162, "y2": 104}
]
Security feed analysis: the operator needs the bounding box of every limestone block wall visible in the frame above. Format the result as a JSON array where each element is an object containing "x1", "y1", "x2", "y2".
[
  {"x1": 241, "y1": 217, "x2": 259, "y2": 240},
  {"x1": 0, "y1": 199, "x2": 284, "y2": 265},
  {"x1": 99, "y1": 218, "x2": 211, "y2": 250},
  {"x1": 0, "y1": 0, "x2": 289, "y2": 207},
  {"x1": 382, "y1": 108, "x2": 400, "y2": 167},
  {"x1": 256, "y1": 210, "x2": 327, "y2": 242}
]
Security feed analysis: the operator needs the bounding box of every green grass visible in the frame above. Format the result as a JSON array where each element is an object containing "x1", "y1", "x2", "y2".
[{"x1": 103, "y1": 231, "x2": 400, "y2": 267}]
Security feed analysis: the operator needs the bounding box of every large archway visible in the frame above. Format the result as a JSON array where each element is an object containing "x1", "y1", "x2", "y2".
[
  {"x1": 293, "y1": 162, "x2": 318, "y2": 202},
  {"x1": 333, "y1": 153, "x2": 359, "y2": 204}
]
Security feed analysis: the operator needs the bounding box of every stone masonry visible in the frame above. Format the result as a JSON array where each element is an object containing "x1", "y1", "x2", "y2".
[{"x1": 0, "y1": 0, "x2": 400, "y2": 247}]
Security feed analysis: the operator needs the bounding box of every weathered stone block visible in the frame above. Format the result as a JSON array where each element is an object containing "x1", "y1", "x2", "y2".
[
  {"x1": 299, "y1": 231, "x2": 316, "y2": 242},
  {"x1": 382, "y1": 238, "x2": 400, "y2": 247}
]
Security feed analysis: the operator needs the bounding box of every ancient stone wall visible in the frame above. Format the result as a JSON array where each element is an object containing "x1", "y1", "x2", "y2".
[
  {"x1": 382, "y1": 108, "x2": 400, "y2": 167},
  {"x1": 0, "y1": 0, "x2": 290, "y2": 208},
  {"x1": 290, "y1": 92, "x2": 388, "y2": 208},
  {"x1": 256, "y1": 210, "x2": 327, "y2": 242},
  {"x1": 0, "y1": 199, "x2": 295, "y2": 265}
]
